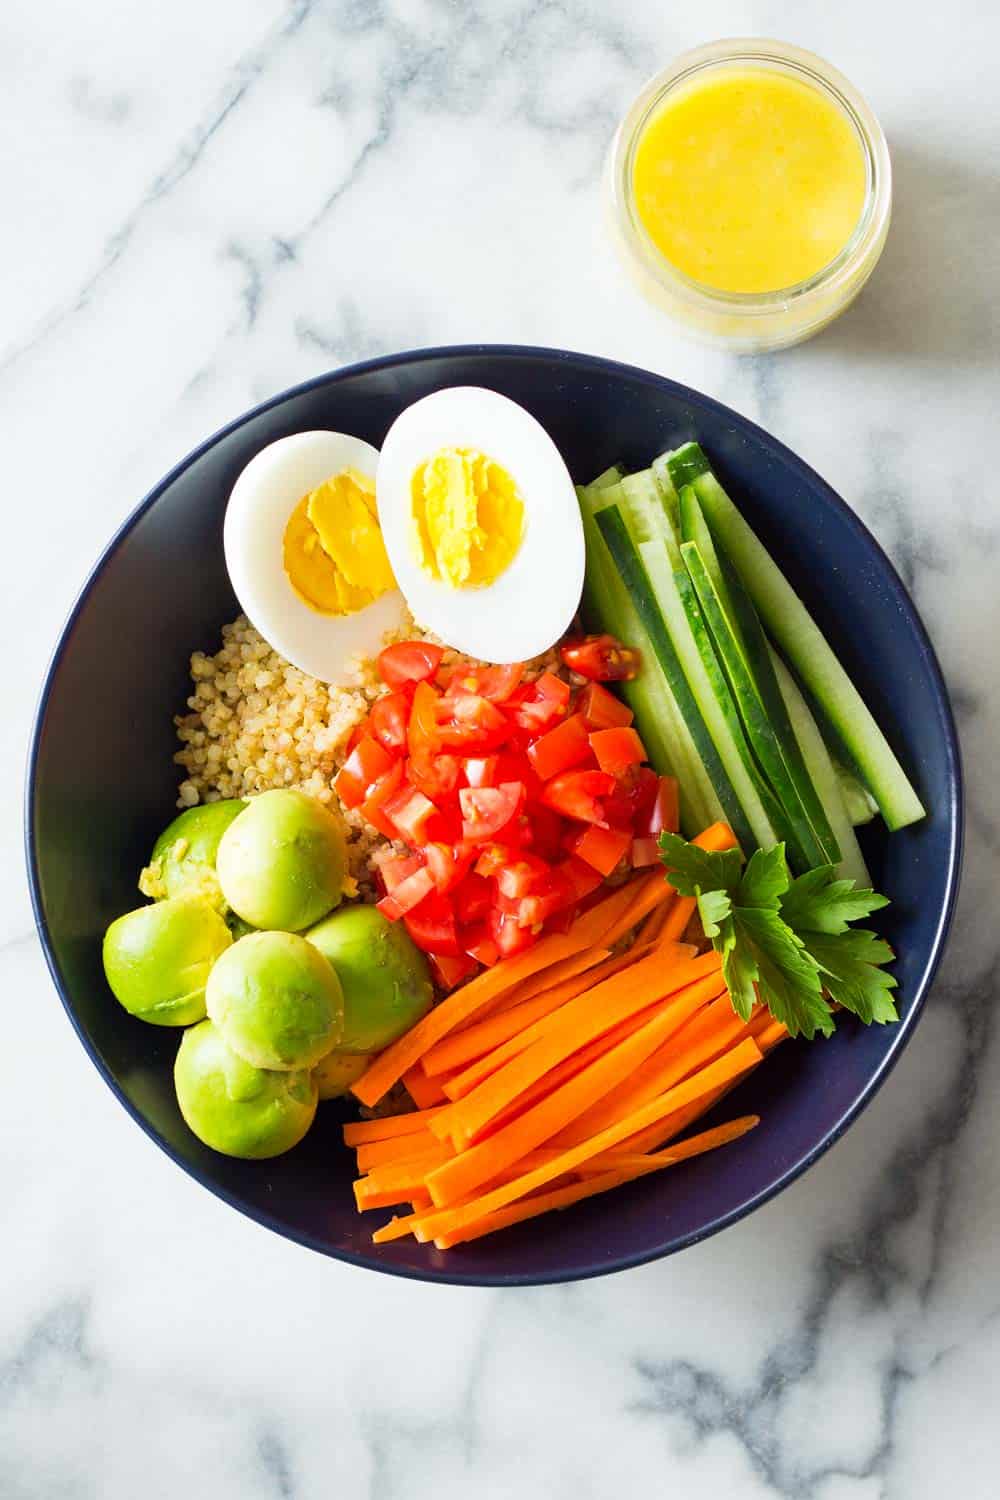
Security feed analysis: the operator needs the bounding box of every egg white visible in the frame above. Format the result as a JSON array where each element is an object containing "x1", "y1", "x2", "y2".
[
  {"x1": 376, "y1": 388, "x2": 585, "y2": 663},
  {"x1": 224, "y1": 431, "x2": 408, "y2": 684}
]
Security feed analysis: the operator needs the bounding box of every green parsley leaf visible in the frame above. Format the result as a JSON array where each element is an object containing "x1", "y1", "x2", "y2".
[
  {"x1": 696, "y1": 887, "x2": 732, "y2": 939},
  {"x1": 781, "y1": 865, "x2": 891, "y2": 935},
  {"x1": 737, "y1": 844, "x2": 789, "y2": 909},
  {"x1": 657, "y1": 834, "x2": 741, "y2": 900},
  {"x1": 734, "y1": 908, "x2": 835, "y2": 1040},
  {"x1": 806, "y1": 930, "x2": 899, "y2": 1024}
]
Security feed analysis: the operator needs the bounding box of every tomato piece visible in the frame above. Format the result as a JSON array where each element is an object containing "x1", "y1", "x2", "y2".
[
  {"x1": 459, "y1": 782, "x2": 525, "y2": 843},
  {"x1": 376, "y1": 865, "x2": 435, "y2": 920},
  {"x1": 463, "y1": 927, "x2": 500, "y2": 967},
  {"x1": 453, "y1": 871, "x2": 493, "y2": 925},
  {"x1": 359, "y1": 761, "x2": 405, "y2": 837},
  {"x1": 428, "y1": 951, "x2": 479, "y2": 990},
  {"x1": 443, "y1": 662, "x2": 525, "y2": 704},
  {"x1": 436, "y1": 694, "x2": 510, "y2": 752},
  {"x1": 368, "y1": 691, "x2": 411, "y2": 754},
  {"x1": 408, "y1": 680, "x2": 442, "y2": 760},
  {"x1": 384, "y1": 785, "x2": 440, "y2": 846},
  {"x1": 333, "y1": 735, "x2": 396, "y2": 808},
  {"x1": 462, "y1": 755, "x2": 500, "y2": 788},
  {"x1": 488, "y1": 908, "x2": 538, "y2": 956},
  {"x1": 508, "y1": 671, "x2": 571, "y2": 731},
  {"x1": 378, "y1": 852, "x2": 424, "y2": 893},
  {"x1": 638, "y1": 775, "x2": 680, "y2": 837},
  {"x1": 565, "y1": 824, "x2": 632, "y2": 877},
  {"x1": 577, "y1": 682, "x2": 634, "y2": 730},
  {"x1": 424, "y1": 841, "x2": 476, "y2": 895},
  {"x1": 603, "y1": 764, "x2": 658, "y2": 831},
  {"x1": 495, "y1": 853, "x2": 553, "y2": 900},
  {"x1": 407, "y1": 752, "x2": 461, "y2": 802},
  {"x1": 473, "y1": 843, "x2": 512, "y2": 879},
  {"x1": 560, "y1": 634, "x2": 640, "y2": 682},
  {"x1": 526, "y1": 713, "x2": 593, "y2": 781},
  {"x1": 403, "y1": 889, "x2": 462, "y2": 956},
  {"x1": 516, "y1": 802, "x2": 561, "y2": 860},
  {"x1": 513, "y1": 877, "x2": 574, "y2": 929},
  {"x1": 589, "y1": 726, "x2": 647, "y2": 776},
  {"x1": 631, "y1": 836, "x2": 661, "y2": 868},
  {"x1": 344, "y1": 721, "x2": 366, "y2": 756},
  {"x1": 560, "y1": 855, "x2": 605, "y2": 903},
  {"x1": 541, "y1": 769, "x2": 616, "y2": 825},
  {"x1": 378, "y1": 641, "x2": 444, "y2": 690}
]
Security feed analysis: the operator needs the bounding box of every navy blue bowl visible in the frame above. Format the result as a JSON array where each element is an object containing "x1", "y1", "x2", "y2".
[{"x1": 26, "y1": 346, "x2": 962, "y2": 1285}]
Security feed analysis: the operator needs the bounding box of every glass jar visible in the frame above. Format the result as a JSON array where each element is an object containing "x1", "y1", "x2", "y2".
[{"x1": 604, "y1": 39, "x2": 892, "y2": 352}]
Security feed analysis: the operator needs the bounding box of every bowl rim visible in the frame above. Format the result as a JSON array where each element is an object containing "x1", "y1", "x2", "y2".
[{"x1": 24, "y1": 343, "x2": 965, "y2": 1287}]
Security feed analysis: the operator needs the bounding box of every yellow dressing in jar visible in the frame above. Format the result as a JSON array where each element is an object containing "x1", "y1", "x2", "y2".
[{"x1": 632, "y1": 68, "x2": 867, "y2": 295}]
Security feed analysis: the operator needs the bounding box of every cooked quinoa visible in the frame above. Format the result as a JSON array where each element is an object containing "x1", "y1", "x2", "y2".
[{"x1": 174, "y1": 614, "x2": 566, "y2": 897}]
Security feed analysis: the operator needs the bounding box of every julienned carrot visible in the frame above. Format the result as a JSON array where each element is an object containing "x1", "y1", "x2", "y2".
[
  {"x1": 355, "y1": 1132, "x2": 440, "y2": 1171},
  {"x1": 478, "y1": 946, "x2": 614, "y2": 1020},
  {"x1": 437, "y1": 942, "x2": 692, "y2": 1107},
  {"x1": 343, "y1": 1108, "x2": 444, "y2": 1147},
  {"x1": 449, "y1": 950, "x2": 722, "y2": 1151},
  {"x1": 601, "y1": 871, "x2": 673, "y2": 947},
  {"x1": 402, "y1": 1065, "x2": 451, "y2": 1109},
  {"x1": 429, "y1": 1117, "x2": 761, "y2": 1249},
  {"x1": 639, "y1": 896, "x2": 674, "y2": 944},
  {"x1": 351, "y1": 929, "x2": 587, "y2": 1105},
  {"x1": 757, "y1": 1020, "x2": 788, "y2": 1051},
  {"x1": 414, "y1": 1043, "x2": 762, "y2": 1237},
  {"x1": 421, "y1": 949, "x2": 613, "y2": 1079},
  {"x1": 427, "y1": 967, "x2": 730, "y2": 1209}
]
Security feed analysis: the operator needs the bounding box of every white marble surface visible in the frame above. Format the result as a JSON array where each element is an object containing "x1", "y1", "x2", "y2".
[{"x1": 3, "y1": 1, "x2": 998, "y2": 1494}]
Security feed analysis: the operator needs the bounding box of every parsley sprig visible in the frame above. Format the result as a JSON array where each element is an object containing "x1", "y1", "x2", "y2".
[{"x1": 658, "y1": 836, "x2": 896, "y2": 1040}]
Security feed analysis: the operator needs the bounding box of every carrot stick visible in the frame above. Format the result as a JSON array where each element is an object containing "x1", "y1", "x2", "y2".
[
  {"x1": 639, "y1": 896, "x2": 674, "y2": 944},
  {"x1": 431, "y1": 1116, "x2": 761, "y2": 1248},
  {"x1": 601, "y1": 871, "x2": 673, "y2": 947},
  {"x1": 342, "y1": 1108, "x2": 444, "y2": 1147},
  {"x1": 351, "y1": 929, "x2": 589, "y2": 1105},
  {"x1": 427, "y1": 967, "x2": 730, "y2": 1209},
  {"x1": 757, "y1": 1020, "x2": 788, "y2": 1052},
  {"x1": 450, "y1": 953, "x2": 722, "y2": 1151},
  {"x1": 402, "y1": 1065, "x2": 451, "y2": 1109},
  {"x1": 355, "y1": 1132, "x2": 439, "y2": 1171},
  {"x1": 481, "y1": 946, "x2": 614, "y2": 1017},
  {"x1": 421, "y1": 950, "x2": 613, "y2": 1079},
  {"x1": 568, "y1": 878, "x2": 646, "y2": 946}
]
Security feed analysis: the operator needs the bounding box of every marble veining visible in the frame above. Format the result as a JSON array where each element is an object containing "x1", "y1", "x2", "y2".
[{"x1": 3, "y1": 1, "x2": 999, "y2": 1495}]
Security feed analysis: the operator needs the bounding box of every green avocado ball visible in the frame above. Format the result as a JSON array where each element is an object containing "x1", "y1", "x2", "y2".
[
  {"x1": 312, "y1": 1048, "x2": 374, "y2": 1101},
  {"x1": 304, "y1": 904, "x2": 433, "y2": 1053},
  {"x1": 175, "y1": 1019, "x2": 317, "y2": 1158},
  {"x1": 216, "y1": 789, "x2": 347, "y2": 932},
  {"x1": 206, "y1": 930, "x2": 344, "y2": 1071},
  {"x1": 139, "y1": 799, "x2": 247, "y2": 911},
  {"x1": 103, "y1": 894, "x2": 233, "y2": 1026}
]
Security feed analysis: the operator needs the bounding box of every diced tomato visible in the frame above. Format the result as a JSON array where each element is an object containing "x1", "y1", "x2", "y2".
[
  {"x1": 436, "y1": 694, "x2": 510, "y2": 752},
  {"x1": 508, "y1": 671, "x2": 571, "y2": 731},
  {"x1": 453, "y1": 871, "x2": 492, "y2": 925},
  {"x1": 406, "y1": 752, "x2": 460, "y2": 802},
  {"x1": 368, "y1": 691, "x2": 411, "y2": 754},
  {"x1": 429, "y1": 951, "x2": 478, "y2": 990},
  {"x1": 442, "y1": 662, "x2": 525, "y2": 703},
  {"x1": 565, "y1": 824, "x2": 632, "y2": 878},
  {"x1": 495, "y1": 853, "x2": 553, "y2": 900},
  {"x1": 378, "y1": 641, "x2": 444, "y2": 690},
  {"x1": 521, "y1": 802, "x2": 563, "y2": 860},
  {"x1": 459, "y1": 782, "x2": 525, "y2": 843},
  {"x1": 407, "y1": 680, "x2": 441, "y2": 760},
  {"x1": 560, "y1": 634, "x2": 640, "y2": 682},
  {"x1": 508, "y1": 866, "x2": 575, "y2": 928},
  {"x1": 344, "y1": 721, "x2": 366, "y2": 756},
  {"x1": 424, "y1": 841, "x2": 476, "y2": 894},
  {"x1": 378, "y1": 852, "x2": 424, "y2": 893},
  {"x1": 526, "y1": 713, "x2": 593, "y2": 781},
  {"x1": 545, "y1": 903, "x2": 578, "y2": 934},
  {"x1": 462, "y1": 755, "x2": 500, "y2": 788},
  {"x1": 333, "y1": 735, "x2": 396, "y2": 808},
  {"x1": 359, "y1": 761, "x2": 405, "y2": 837},
  {"x1": 638, "y1": 774, "x2": 680, "y2": 837},
  {"x1": 384, "y1": 785, "x2": 440, "y2": 846},
  {"x1": 488, "y1": 908, "x2": 538, "y2": 957},
  {"x1": 560, "y1": 855, "x2": 605, "y2": 903},
  {"x1": 464, "y1": 928, "x2": 500, "y2": 967},
  {"x1": 376, "y1": 865, "x2": 435, "y2": 920},
  {"x1": 403, "y1": 889, "x2": 462, "y2": 957},
  {"x1": 578, "y1": 681, "x2": 634, "y2": 730},
  {"x1": 541, "y1": 769, "x2": 616, "y2": 825},
  {"x1": 603, "y1": 764, "x2": 659, "y2": 831},
  {"x1": 589, "y1": 726, "x2": 647, "y2": 776},
  {"x1": 473, "y1": 843, "x2": 513, "y2": 879},
  {"x1": 631, "y1": 836, "x2": 661, "y2": 868}
]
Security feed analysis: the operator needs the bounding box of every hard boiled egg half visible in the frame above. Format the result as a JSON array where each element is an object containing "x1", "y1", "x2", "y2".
[
  {"x1": 224, "y1": 431, "x2": 408, "y2": 683},
  {"x1": 376, "y1": 388, "x2": 585, "y2": 663}
]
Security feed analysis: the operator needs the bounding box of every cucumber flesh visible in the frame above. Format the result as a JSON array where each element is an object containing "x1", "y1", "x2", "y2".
[
  {"x1": 682, "y1": 540, "x2": 838, "y2": 869},
  {"x1": 678, "y1": 485, "x2": 740, "y2": 633},
  {"x1": 693, "y1": 467, "x2": 926, "y2": 831},
  {"x1": 588, "y1": 464, "x2": 625, "y2": 490},
  {"x1": 836, "y1": 764, "x2": 880, "y2": 826},
  {"x1": 771, "y1": 651, "x2": 872, "y2": 886},
  {"x1": 597, "y1": 504, "x2": 756, "y2": 851},
  {"x1": 666, "y1": 441, "x2": 711, "y2": 491},
  {"x1": 651, "y1": 453, "x2": 681, "y2": 530}
]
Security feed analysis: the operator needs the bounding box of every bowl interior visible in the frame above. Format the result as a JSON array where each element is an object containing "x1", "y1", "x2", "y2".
[{"x1": 28, "y1": 347, "x2": 961, "y2": 1285}]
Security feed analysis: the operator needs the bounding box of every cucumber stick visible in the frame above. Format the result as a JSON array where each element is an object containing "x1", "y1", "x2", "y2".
[
  {"x1": 588, "y1": 464, "x2": 625, "y2": 491},
  {"x1": 615, "y1": 478, "x2": 788, "y2": 856},
  {"x1": 596, "y1": 504, "x2": 757, "y2": 852},
  {"x1": 682, "y1": 540, "x2": 841, "y2": 868},
  {"x1": 689, "y1": 455, "x2": 925, "y2": 831},
  {"x1": 771, "y1": 651, "x2": 871, "y2": 886},
  {"x1": 576, "y1": 486, "x2": 721, "y2": 835}
]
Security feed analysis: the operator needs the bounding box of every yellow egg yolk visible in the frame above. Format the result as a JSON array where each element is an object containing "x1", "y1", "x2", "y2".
[
  {"x1": 632, "y1": 68, "x2": 867, "y2": 295},
  {"x1": 282, "y1": 468, "x2": 396, "y2": 615},
  {"x1": 410, "y1": 448, "x2": 525, "y2": 589}
]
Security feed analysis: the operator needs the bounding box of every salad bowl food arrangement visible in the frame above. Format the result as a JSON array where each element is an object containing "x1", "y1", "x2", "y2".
[{"x1": 27, "y1": 347, "x2": 961, "y2": 1285}]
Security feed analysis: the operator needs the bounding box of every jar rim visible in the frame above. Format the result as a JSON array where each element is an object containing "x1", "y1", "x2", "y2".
[{"x1": 611, "y1": 38, "x2": 893, "y2": 316}]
